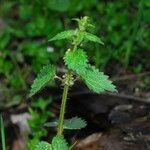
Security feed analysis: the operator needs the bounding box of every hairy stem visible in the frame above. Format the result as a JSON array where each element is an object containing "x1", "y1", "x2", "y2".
[
  {"x1": 57, "y1": 74, "x2": 70, "y2": 135},
  {"x1": 57, "y1": 22, "x2": 85, "y2": 135}
]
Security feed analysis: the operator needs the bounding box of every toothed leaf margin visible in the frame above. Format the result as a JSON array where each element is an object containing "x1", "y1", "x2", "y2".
[
  {"x1": 49, "y1": 30, "x2": 75, "y2": 41},
  {"x1": 29, "y1": 65, "x2": 56, "y2": 97},
  {"x1": 35, "y1": 141, "x2": 52, "y2": 150},
  {"x1": 83, "y1": 32, "x2": 104, "y2": 45},
  {"x1": 35, "y1": 136, "x2": 69, "y2": 150},
  {"x1": 81, "y1": 65, "x2": 117, "y2": 93},
  {"x1": 52, "y1": 136, "x2": 69, "y2": 150},
  {"x1": 63, "y1": 117, "x2": 87, "y2": 130},
  {"x1": 44, "y1": 117, "x2": 87, "y2": 130}
]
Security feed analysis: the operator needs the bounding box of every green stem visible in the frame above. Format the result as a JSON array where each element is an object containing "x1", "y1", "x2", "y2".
[
  {"x1": 57, "y1": 22, "x2": 85, "y2": 135},
  {"x1": 57, "y1": 75, "x2": 70, "y2": 136},
  {"x1": 0, "y1": 115, "x2": 6, "y2": 150}
]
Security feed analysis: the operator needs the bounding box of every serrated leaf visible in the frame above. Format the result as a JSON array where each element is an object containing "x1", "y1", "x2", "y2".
[
  {"x1": 44, "y1": 121, "x2": 58, "y2": 128},
  {"x1": 29, "y1": 65, "x2": 56, "y2": 97},
  {"x1": 49, "y1": 30, "x2": 75, "y2": 41},
  {"x1": 52, "y1": 136, "x2": 69, "y2": 150},
  {"x1": 64, "y1": 49, "x2": 88, "y2": 74},
  {"x1": 81, "y1": 65, "x2": 117, "y2": 93},
  {"x1": 35, "y1": 136, "x2": 69, "y2": 150},
  {"x1": 83, "y1": 32, "x2": 104, "y2": 45},
  {"x1": 63, "y1": 117, "x2": 87, "y2": 130},
  {"x1": 35, "y1": 141, "x2": 52, "y2": 150},
  {"x1": 44, "y1": 117, "x2": 86, "y2": 130}
]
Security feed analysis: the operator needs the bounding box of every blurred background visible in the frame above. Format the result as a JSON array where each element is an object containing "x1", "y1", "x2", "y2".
[{"x1": 0, "y1": 0, "x2": 150, "y2": 150}]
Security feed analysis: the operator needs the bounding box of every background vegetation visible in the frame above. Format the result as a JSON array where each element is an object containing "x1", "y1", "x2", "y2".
[{"x1": 0, "y1": 0, "x2": 150, "y2": 107}]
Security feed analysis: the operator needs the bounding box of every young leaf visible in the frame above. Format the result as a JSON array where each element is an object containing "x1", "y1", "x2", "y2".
[
  {"x1": 35, "y1": 141, "x2": 52, "y2": 150},
  {"x1": 49, "y1": 30, "x2": 75, "y2": 41},
  {"x1": 83, "y1": 32, "x2": 104, "y2": 45},
  {"x1": 64, "y1": 49, "x2": 88, "y2": 75},
  {"x1": 29, "y1": 65, "x2": 56, "y2": 97},
  {"x1": 74, "y1": 31, "x2": 85, "y2": 45},
  {"x1": 52, "y1": 136, "x2": 69, "y2": 150},
  {"x1": 81, "y1": 65, "x2": 117, "y2": 93}
]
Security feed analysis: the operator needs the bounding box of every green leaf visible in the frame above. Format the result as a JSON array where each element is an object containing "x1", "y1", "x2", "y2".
[
  {"x1": 29, "y1": 65, "x2": 56, "y2": 97},
  {"x1": 44, "y1": 121, "x2": 58, "y2": 128},
  {"x1": 52, "y1": 136, "x2": 69, "y2": 150},
  {"x1": 35, "y1": 141, "x2": 52, "y2": 150},
  {"x1": 35, "y1": 136, "x2": 69, "y2": 150},
  {"x1": 81, "y1": 65, "x2": 117, "y2": 93},
  {"x1": 83, "y1": 32, "x2": 104, "y2": 45},
  {"x1": 74, "y1": 31, "x2": 85, "y2": 45},
  {"x1": 44, "y1": 117, "x2": 87, "y2": 130},
  {"x1": 64, "y1": 49, "x2": 88, "y2": 74},
  {"x1": 49, "y1": 30, "x2": 75, "y2": 41},
  {"x1": 64, "y1": 117, "x2": 87, "y2": 130}
]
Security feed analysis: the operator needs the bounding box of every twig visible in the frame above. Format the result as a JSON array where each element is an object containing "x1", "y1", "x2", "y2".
[
  {"x1": 112, "y1": 72, "x2": 150, "y2": 82},
  {"x1": 57, "y1": 91, "x2": 150, "y2": 104}
]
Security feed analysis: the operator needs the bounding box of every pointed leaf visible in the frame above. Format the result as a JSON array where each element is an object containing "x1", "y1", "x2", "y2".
[
  {"x1": 44, "y1": 117, "x2": 86, "y2": 130},
  {"x1": 81, "y1": 65, "x2": 117, "y2": 93},
  {"x1": 29, "y1": 65, "x2": 56, "y2": 97},
  {"x1": 52, "y1": 136, "x2": 69, "y2": 150},
  {"x1": 49, "y1": 30, "x2": 75, "y2": 41},
  {"x1": 44, "y1": 121, "x2": 58, "y2": 128},
  {"x1": 35, "y1": 141, "x2": 52, "y2": 150},
  {"x1": 83, "y1": 32, "x2": 104, "y2": 45},
  {"x1": 64, "y1": 117, "x2": 87, "y2": 130},
  {"x1": 64, "y1": 49, "x2": 88, "y2": 74}
]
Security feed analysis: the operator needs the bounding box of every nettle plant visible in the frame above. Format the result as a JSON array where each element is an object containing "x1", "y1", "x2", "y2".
[{"x1": 29, "y1": 16, "x2": 117, "y2": 149}]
